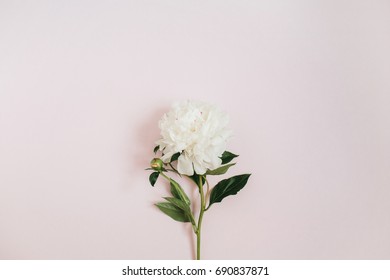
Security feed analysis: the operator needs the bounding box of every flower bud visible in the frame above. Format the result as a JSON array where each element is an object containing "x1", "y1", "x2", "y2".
[{"x1": 150, "y1": 158, "x2": 164, "y2": 171}]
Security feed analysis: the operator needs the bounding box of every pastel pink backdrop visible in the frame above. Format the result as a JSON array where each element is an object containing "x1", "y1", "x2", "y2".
[{"x1": 1, "y1": 1, "x2": 389, "y2": 259}]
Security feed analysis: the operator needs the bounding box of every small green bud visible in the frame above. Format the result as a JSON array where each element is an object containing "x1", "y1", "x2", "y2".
[{"x1": 150, "y1": 158, "x2": 163, "y2": 171}]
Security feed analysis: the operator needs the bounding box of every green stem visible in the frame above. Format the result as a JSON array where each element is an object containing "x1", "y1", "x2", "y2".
[
  {"x1": 196, "y1": 175, "x2": 206, "y2": 260},
  {"x1": 160, "y1": 172, "x2": 170, "y2": 181},
  {"x1": 204, "y1": 177, "x2": 211, "y2": 210},
  {"x1": 161, "y1": 171, "x2": 206, "y2": 260}
]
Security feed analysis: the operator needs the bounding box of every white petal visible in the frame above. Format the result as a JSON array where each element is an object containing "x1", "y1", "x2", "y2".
[
  {"x1": 193, "y1": 160, "x2": 207, "y2": 175},
  {"x1": 156, "y1": 100, "x2": 231, "y2": 176},
  {"x1": 177, "y1": 154, "x2": 194, "y2": 176},
  {"x1": 210, "y1": 156, "x2": 222, "y2": 170}
]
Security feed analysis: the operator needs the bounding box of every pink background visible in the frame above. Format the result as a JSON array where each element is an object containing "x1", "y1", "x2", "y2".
[{"x1": 1, "y1": 1, "x2": 390, "y2": 259}]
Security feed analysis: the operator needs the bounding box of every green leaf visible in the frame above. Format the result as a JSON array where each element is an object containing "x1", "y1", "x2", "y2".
[
  {"x1": 149, "y1": 172, "x2": 159, "y2": 187},
  {"x1": 189, "y1": 174, "x2": 205, "y2": 186},
  {"x1": 163, "y1": 197, "x2": 195, "y2": 223},
  {"x1": 146, "y1": 167, "x2": 167, "y2": 172},
  {"x1": 170, "y1": 179, "x2": 190, "y2": 205},
  {"x1": 220, "y1": 151, "x2": 239, "y2": 164},
  {"x1": 153, "y1": 145, "x2": 159, "y2": 154},
  {"x1": 170, "y1": 152, "x2": 180, "y2": 162},
  {"x1": 155, "y1": 202, "x2": 190, "y2": 222},
  {"x1": 209, "y1": 174, "x2": 251, "y2": 208},
  {"x1": 163, "y1": 197, "x2": 189, "y2": 211},
  {"x1": 206, "y1": 163, "x2": 236, "y2": 175}
]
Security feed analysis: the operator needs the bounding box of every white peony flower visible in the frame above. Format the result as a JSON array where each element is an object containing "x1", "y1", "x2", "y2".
[{"x1": 156, "y1": 100, "x2": 232, "y2": 176}]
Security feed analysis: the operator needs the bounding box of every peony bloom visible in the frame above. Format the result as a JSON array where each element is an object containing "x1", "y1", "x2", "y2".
[{"x1": 156, "y1": 100, "x2": 231, "y2": 176}]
